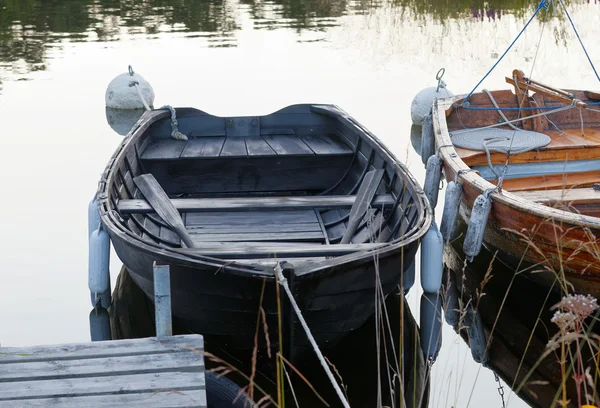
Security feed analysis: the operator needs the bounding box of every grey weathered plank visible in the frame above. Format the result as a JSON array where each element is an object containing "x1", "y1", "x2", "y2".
[
  {"x1": 0, "y1": 391, "x2": 207, "y2": 408},
  {"x1": 0, "y1": 351, "x2": 203, "y2": 382},
  {"x1": 220, "y1": 138, "x2": 247, "y2": 157},
  {"x1": 187, "y1": 222, "x2": 322, "y2": 233},
  {"x1": 0, "y1": 335, "x2": 203, "y2": 363},
  {"x1": 190, "y1": 231, "x2": 325, "y2": 243},
  {"x1": 341, "y1": 169, "x2": 384, "y2": 244},
  {"x1": 176, "y1": 242, "x2": 383, "y2": 258},
  {"x1": 245, "y1": 137, "x2": 277, "y2": 156},
  {"x1": 119, "y1": 195, "x2": 395, "y2": 214},
  {"x1": 300, "y1": 134, "x2": 353, "y2": 155},
  {"x1": 262, "y1": 135, "x2": 315, "y2": 155},
  {"x1": 134, "y1": 174, "x2": 195, "y2": 248},
  {"x1": 351, "y1": 210, "x2": 386, "y2": 244},
  {"x1": 142, "y1": 216, "x2": 161, "y2": 242},
  {"x1": 186, "y1": 210, "x2": 319, "y2": 226},
  {"x1": 142, "y1": 140, "x2": 188, "y2": 160},
  {"x1": 180, "y1": 137, "x2": 225, "y2": 158},
  {"x1": 160, "y1": 225, "x2": 181, "y2": 246},
  {"x1": 0, "y1": 372, "x2": 205, "y2": 400}
]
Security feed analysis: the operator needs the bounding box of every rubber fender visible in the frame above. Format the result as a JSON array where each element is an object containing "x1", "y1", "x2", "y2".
[
  {"x1": 420, "y1": 292, "x2": 443, "y2": 362},
  {"x1": 440, "y1": 180, "x2": 463, "y2": 243},
  {"x1": 89, "y1": 228, "x2": 110, "y2": 294},
  {"x1": 88, "y1": 197, "x2": 100, "y2": 238},
  {"x1": 89, "y1": 307, "x2": 111, "y2": 341},
  {"x1": 411, "y1": 85, "x2": 453, "y2": 126},
  {"x1": 465, "y1": 306, "x2": 488, "y2": 365},
  {"x1": 443, "y1": 268, "x2": 460, "y2": 328},
  {"x1": 90, "y1": 290, "x2": 111, "y2": 309},
  {"x1": 207, "y1": 371, "x2": 256, "y2": 407},
  {"x1": 403, "y1": 259, "x2": 416, "y2": 294},
  {"x1": 423, "y1": 154, "x2": 442, "y2": 209},
  {"x1": 463, "y1": 193, "x2": 492, "y2": 261},
  {"x1": 420, "y1": 221, "x2": 443, "y2": 294},
  {"x1": 420, "y1": 113, "x2": 435, "y2": 165}
]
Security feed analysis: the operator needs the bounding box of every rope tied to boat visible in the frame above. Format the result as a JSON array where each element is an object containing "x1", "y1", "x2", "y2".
[
  {"x1": 128, "y1": 65, "x2": 152, "y2": 111},
  {"x1": 160, "y1": 105, "x2": 188, "y2": 141},
  {"x1": 274, "y1": 262, "x2": 351, "y2": 408}
]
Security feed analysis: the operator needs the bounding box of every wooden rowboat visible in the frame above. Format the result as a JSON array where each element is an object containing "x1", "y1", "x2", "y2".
[
  {"x1": 97, "y1": 104, "x2": 431, "y2": 354},
  {"x1": 432, "y1": 68, "x2": 600, "y2": 297}
]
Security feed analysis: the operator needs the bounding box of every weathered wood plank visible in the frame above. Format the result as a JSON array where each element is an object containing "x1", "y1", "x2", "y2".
[
  {"x1": 0, "y1": 372, "x2": 205, "y2": 400},
  {"x1": 119, "y1": 195, "x2": 395, "y2": 214},
  {"x1": 300, "y1": 133, "x2": 353, "y2": 155},
  {"x1": 220, "y1": 138, "x2": 247, "y2": 157},
  {"x1": 245, "y1": 137, "x2": 277, "y2": 156},
  {"x1": 190, "y1": 231, "x2": 325, "y2": 243},
  {"x1": 176, "y1": 242, "x2": 383, "y2": 258},
  {"x1": 0, "y1": 335, "x2": 203, "y2": 363},
  {"x1": 186, "y1": 210, "x2": 319, "y2": 226},
  {"x1": 341, "y1": 169, "x2": 384, "y2": 244},
  {"x1": 187, "y1": 222, "x2": 322, "y2": 233},
  {"x1": 180, "y1": 137, "x2": 225, "y2": 158},
  {"x1": 262, "y1": 135, "x2": 315, "y2": 155},
  {"x1": 511, "y1": 187, "x2": 600, "y2": 204},
  {"x1": 142, "y1": 140, "x2": 188, "y2": 160},
  {"x1": 0, "y1": 390, "x2": 207, "y2": 408},
  {"x1": 0, "y1": 352, "x2": 203, "y2": 382}
]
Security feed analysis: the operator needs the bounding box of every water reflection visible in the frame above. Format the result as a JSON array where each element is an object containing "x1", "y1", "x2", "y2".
[{"x1": 0, "y1": 0, "x2": 594, "y2": 80}]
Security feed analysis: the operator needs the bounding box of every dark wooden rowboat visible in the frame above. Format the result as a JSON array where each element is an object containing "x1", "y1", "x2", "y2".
[
  {"x1": 97, "y1": 104, "x2": 431, "y2": 354},
  {"x1": 433, "y1": 69, "x2": 600, "y2": 297}
]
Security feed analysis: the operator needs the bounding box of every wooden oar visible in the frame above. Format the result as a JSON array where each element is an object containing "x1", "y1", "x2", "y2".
[
  {"x1": 340, "y1": 169, "x2": 384, "y2": 244},
  {"x1": 133, "y1": 174, "x2": 196, "y2": 248},
  {"x1": 506, "y1": 69, "x2": 588, "y2": 109}
]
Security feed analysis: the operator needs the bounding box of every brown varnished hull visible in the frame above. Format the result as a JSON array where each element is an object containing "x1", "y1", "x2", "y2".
[{"x1": 434, "y1": 94, "x2": 600, "y2": 297}]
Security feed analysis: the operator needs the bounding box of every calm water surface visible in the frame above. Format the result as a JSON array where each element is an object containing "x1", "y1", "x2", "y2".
[{"x1": 1, "y1": 0, "x2": 599, "y2": 406}]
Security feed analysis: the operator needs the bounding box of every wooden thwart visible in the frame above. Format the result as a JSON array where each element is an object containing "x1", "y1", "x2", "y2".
[{"x1": 0, "y1": 335, "x2": 206, "y2": 408}]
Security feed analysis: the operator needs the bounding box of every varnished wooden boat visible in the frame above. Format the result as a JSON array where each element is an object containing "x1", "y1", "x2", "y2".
[
  {"x1": 433, "y1": 69, "x2": 600, "y2": 296},
  {"x1": 97, "y1": 104, "x2": 431, "y2": 354}
]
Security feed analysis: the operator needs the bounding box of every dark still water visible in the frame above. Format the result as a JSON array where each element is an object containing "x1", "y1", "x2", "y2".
[{"x1": 0, "y1": 0, "x2": 598, "y2": 407}]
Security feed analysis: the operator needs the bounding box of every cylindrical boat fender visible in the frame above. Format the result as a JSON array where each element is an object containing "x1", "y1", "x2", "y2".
[
  {"x1": 423, "y1": 154, "x2": 442, "y2": 209},
  {"x1": 440, "y1": 180, "x2": 463, "y2": 243},
  {"x1": 91, "y1": 290, "x2": 111, "y2": 309},
  {"x1": 420, "y1": 221, "x2": 443, "y2": 294},
  {"x1": 463, "y1": 191, "x2": 493, "y2": 261},
  {"x1": 420, "y1": 113, "x2": 435, "y2": 164},
  {"x1": 419, "y1": 292, "x2": 443, "y2": 362},
  {"x1": 443, "y1": 268, "x2": 460, "y2": 329},
  {"x1": 465, "y1": 306, "x2": 488, "y2": 365},
  {"x1": 403, "y1": 259, "x2": 416, "y2": 294},
  {"x1": 410, "y1": 82, "x2": 453, "y2": 126},
  {"x1": 89, "y1": 228, "x2": 111, "y2": 295},
  {"x1": 88, "y1": 196, "x2": 100, "y2": 238},
  {"x1": 89, "y1": 307, "x2": 111, "y2": 341}
]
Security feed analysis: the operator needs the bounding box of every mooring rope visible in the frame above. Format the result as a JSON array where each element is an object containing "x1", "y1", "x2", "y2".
[{"x1": 274, "y1": 262, "x2": 351, "y2": 408}]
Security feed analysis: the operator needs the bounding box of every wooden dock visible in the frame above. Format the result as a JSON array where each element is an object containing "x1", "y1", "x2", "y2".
[{"x1": 0, "y1": 334, "x2": 207, "y2": 407}]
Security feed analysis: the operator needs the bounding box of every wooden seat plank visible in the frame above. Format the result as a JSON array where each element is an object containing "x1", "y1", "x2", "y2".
[
  {"x1": 220, "y1": 138, "x2": 247, "y2": 157},
  {"x1": 262, "y1": 135, "x2": 315, "y2": 155},
  {"x1": 187, "y1": 222, "x2": 322, "y2": 233},
  {"x1": 299, "y1": 134, "x2": 353, "y2": 155},
  {"x1": 245, "y1": 137, "x2": 277, "y2": 156},
  {"x1": 511, "y1": 187, "x2": 600, "y2": 204},
  {"x1": 497, "y1": 170, "x2": 600, "y2": 192},
  {"x1": 176, "y1": 242, "x2": 383, "y2": 258},
  {"x1": 190, "y1": 231, "x2": 325, "y2": 243},
  {"x1": 180, "y1": 137, "x2": 225, "y2": 158},
  {"x1": 186, "y1": 210, "x2": 319, "y2": 226},
  {"x1": 141, "y1": 140, "x2": 188, "y2": 160},
  {"x1": 119, "y1": 195, "x2": 396, "y2": 215}
]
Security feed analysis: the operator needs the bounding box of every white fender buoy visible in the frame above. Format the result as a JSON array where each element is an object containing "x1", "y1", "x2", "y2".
[
  {"x1": 88, "y1": 196, "x2": 100, "y2": 238},
  {"x1": 465, "y1": 306, "x2": 488, "y2": 365},
  {"x1": 420, "y1": 113, "x2": 435, "y2": 164},
  {"x1": 440, "y1": 180, "x2": 463, "y2": 243},
  {"x1": 463, "y1": 192, "x2": 492, "y2": 261},
  {"x1": 420, "y1": 292, "x2": 443, "y2": 362},
  {"x1": 105, "y1": 106, "x2": 146, "y2": 136},
  {"x1": 410, "y1": 69, "x2": 453, "y2": 125},
  {"x1": 420, "y1": 221, "x2": 443, "y2": 293},
  {"x1": 89, "y1": 307, "x2": 111, "y2": 341},
  {"x1": 410, "y1": 124, "x2": 422, "y2": 156},
  {"x1": 105, "y1": 66, "x2": 155, "y2": 110},
  {"x1": 89, "y1": 228, "x2": 111, "y2": 295},
  {"x1": 423, "y1": 154, "x2": 442, "y2": 209},
  {"x1": 403, "y1": 259, "x2": 416, "y2": 294},
  {"x1": 443, "y1": 268, "x2": 460, "y2": 328}
]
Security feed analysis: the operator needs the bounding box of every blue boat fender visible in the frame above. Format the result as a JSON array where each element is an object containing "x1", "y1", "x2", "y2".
[
  {"x1": 440, "y1": 180, "x2": 463, "y2": 243},
  {"x1": 420, "y1": 221, "x2": 443, "y2": 294},
  {"x1": 88, "y1": 196, "x2": 100, "y2": 238},
  {"x1": 420, "y1": 113, "x2": 435, "y2": 164},
  {"x1": 420, "y1": 292, "x2": 443, "y2": 362},
  {"x1": 465, "y1": 306, "x2": 489, "y2": 365},
  {"x1": 89, "y1": 307, "x2": 111, "y2": 341},
  {"x1": 403, "y1": 259, "x2": 416, "y2": 294},
  {"x1": 89, "y1": 228, "x2": 111, "y2": 295},
  {"x1": 463, "y1": 191, "x2": 493, "y2": 261},
  {"x1": 423, "y1": 154, "x2": 443, "y2": 209},
  {"x1": 443, "y1": 268, "x2": 460, "y2": 329}
]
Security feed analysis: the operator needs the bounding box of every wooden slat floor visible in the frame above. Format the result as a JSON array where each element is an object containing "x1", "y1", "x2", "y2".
[{"x1": 0, "y1": 335, "x2": 206, "y2": 408}]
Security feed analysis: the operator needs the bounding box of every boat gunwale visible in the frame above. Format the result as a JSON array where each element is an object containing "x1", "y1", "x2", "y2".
[
  {"x1": 98, "y1": 104, "x2": 432, "y2": 278},
  {"x1": 433, "y1": 94, "x2": 600, "y2": 230}
]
